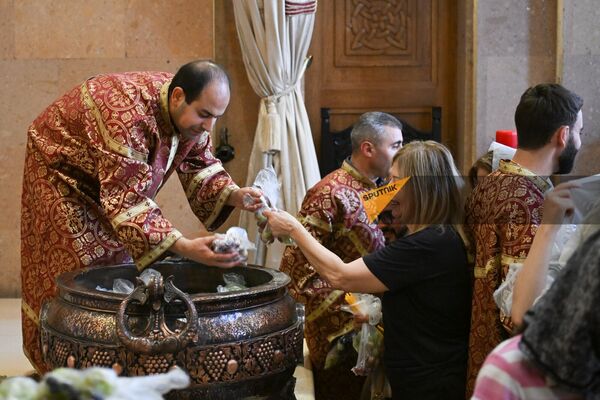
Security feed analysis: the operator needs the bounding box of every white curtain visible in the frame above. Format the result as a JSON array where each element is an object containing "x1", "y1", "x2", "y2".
[{"x1": 234, "y1": 0, "x2": 320, "y2": 268}]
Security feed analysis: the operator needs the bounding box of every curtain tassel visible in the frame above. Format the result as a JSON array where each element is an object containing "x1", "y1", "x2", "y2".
[{"x1": 259, "y1": 99, "x2": 281, "y2": 153}]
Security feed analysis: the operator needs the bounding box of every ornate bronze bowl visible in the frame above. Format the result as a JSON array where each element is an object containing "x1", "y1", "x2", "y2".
[{"x1": 40, "y1": 260, "x2": 304, "y2": 399}]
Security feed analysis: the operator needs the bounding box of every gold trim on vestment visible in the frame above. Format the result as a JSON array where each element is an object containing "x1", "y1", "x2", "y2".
[
  {"x1": 22, "y1": 300, "x2": 39, "y2": 326},
  {"x1": 304, "y1": 224, "x2": 370, "y2": 323},
  {"x1": 334, "y1": 224, "x2": 369, "y2": 256},
  {"x1": 299, "y1": 215, "x2": 332, "y2": 233},
  {"x1": 111, "y1": 199, "x2": 159, "y2": 229},
  {"x1": 159, "y1": 81, "x2": 177, "y2": 136},
  {"x1": 80, "y1": 83, "x2": 148, "y2": 162},
  {"x1": 306, "y1": 289, "x2": 345, "y2": 323},
  {"x1": 302, "y1": 163, "x2": 375, "y2": 331},
  {"x1": 474, "y1": 255, "x2": 498, "y2": 278},
  {"x1": 204, "y1": 184, "x2": 239, "y2": 229},
  {"x1": 342, "y1": 160, "x2": 377, "y2": 189},
  {"x1": 501, "y1": 254, "x2": 527, "y2": 266},
  {"x1": 185, "y1": 163, "x2": 226, "y2": 199},
  {"x1": 474, "y1": 253, "x2": 527, "y2": 278},
  {"x1": 327, "y1": 320, "x2": 356, "y2": 343},
  {"x1": 499, "y1": 160, "x2": 552, "y2": 193},
  {"x1": 136, "y1": 229, "x2": 183, "y2": 270}
]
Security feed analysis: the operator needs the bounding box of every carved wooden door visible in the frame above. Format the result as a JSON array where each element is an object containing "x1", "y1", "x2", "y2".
[{"x1": 306, "y1": 0, "x2": 457, "y2": 156}]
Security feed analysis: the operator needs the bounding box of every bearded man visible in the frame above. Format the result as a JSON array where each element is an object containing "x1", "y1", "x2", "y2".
[{"x1": 465, "y1": 83, "x2": 584, "y2": 395}]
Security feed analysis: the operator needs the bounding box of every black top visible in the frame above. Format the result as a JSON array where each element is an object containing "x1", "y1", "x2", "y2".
[{"x1": 363, "y1": 226, "x2": 471, "y2": 399}]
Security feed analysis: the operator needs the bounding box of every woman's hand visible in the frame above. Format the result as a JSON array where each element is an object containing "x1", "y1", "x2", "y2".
[
  {"x1": 541, "y1": 181, "x2": 580, "y2": 227},
  {"x1": 352, "y1": 313, "x2": 369, "y2": 330},
  {"x1": 227, "y1": 187, "x2": 263, "y2": 212},
  {"x1": 263, "y1": 209, "x2": 302, "y2": 238}
]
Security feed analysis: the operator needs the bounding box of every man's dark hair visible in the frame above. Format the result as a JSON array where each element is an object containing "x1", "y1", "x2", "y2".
[
  {"x1": 168, "y1": 60, "x2": 230, "y2": 104},
  {"x1": 514, "y1": 83, "x2": 583, "y2": 150}
]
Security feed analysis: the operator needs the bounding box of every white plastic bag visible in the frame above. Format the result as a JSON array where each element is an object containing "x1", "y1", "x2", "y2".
[
  {"x1": 488, "y1": 141, "x2": 517, "y2": 171},
  {"x1": 212, "y1": 226, "x2": 255, "y2": 265},
  {"x1": 342, "y1": 293, "x2": 384, "y2": 376},
  {"x1": 0, "y1": 366, "x2": 190, "y2": 400},
  {"x1": 494, "y1": 221, "x2": 577, "y2": 316},
  {"x1": 244, "y1": 167, "x2": 293, "y2": 244},
  {"x1": 95, "y1": 268, "x2": 161, "y2": 294},
  {"x1": 568, "y1": 174, "x2": 600, "y2": 224},
  {"x1": 216, "y1": 272, "x2": 248, "y2": 293}
]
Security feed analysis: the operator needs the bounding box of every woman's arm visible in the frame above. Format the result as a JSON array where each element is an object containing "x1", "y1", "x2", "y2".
[
  {"x1": 264, "y1": 210, "x2": 388, "y2": 293},
  {"x1": 511, "y1": 182, "x2": 578, "y2": 327},
  {"x1": 511, "y1": 225, "x2": 559, "y2": 327}
]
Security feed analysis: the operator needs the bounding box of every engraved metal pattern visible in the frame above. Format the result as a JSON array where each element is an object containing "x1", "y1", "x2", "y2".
[
  {"x1": 53, "y1": 339, "x2": 71, "y2": 367},
  {"x1": 87, "y1": 349, "x2": 114, "y2": 368},
  {"x1": 140, "y1": 354, "x2": 174, "y2": 375},
  {"x1": 42, "y1": 322, "x2": 302, "y2": 380},
  {"x1": 41, "y1": 262, "x2": 303, "y2": 399},
  {"x1": 116, "y1": 274, "x2": 198, "y2": 355},
  {"x1": 257, "y1": 340, "x2": 276, "y2": 370},
  {"x1": 204, "y1": 350, "x2": 227, "y2": 380},
  {"x1": 346, "y1": 0, "x2": 410, "y2": 55}
]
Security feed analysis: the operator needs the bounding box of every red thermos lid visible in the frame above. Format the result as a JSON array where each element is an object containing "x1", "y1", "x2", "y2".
[{"x1": 496, "y1": 130, "x2": 518, "y2": 148}]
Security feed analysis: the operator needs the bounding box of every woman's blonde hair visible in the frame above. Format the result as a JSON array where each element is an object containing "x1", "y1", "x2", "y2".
[{"x1": 392, "y1": 141, "x2": 466, "y2": 228}]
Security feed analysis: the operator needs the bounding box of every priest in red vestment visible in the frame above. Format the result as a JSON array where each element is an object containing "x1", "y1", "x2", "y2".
[
  {"x1": 20, "y1": 60, "x2": 261, "y2": 372},
  {"x1": 465, "y1": 83, "x2": 584, "y2": 396},
  {"x1": 279, "y1": 112, "x2": 403, "y2": 400}
]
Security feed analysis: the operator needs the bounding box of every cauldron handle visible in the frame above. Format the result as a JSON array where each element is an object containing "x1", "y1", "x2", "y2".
[{"x1": 116, "y1": 274, "x2": 198, "y2": 354}]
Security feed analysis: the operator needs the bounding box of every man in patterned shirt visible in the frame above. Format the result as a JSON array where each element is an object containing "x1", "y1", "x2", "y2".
[
  {"x1": 465, "y1": 83, "x2": 584, "y2": 395},
  {"x1": 279, "y1": 112, "x2": 403, "y2": 400},
  {"x1": 20, "y1": 60, "x2": 261, "y2": 372}
]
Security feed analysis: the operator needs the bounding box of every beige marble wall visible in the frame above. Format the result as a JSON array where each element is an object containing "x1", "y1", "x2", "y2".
[
  {"x1": 561, "y1": 0, "x2": 600, "y2": 176},
  {"x1": 475, "y1": 0, "x2": 557, "y2": 159},
  {"x1": 0, "y1": 0, "x2": 215, "y2": 297}
]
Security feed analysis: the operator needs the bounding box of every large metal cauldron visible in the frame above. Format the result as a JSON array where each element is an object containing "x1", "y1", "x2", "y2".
[{"x1": 40, "y1": 260, "x2": 304, "y2": 399}]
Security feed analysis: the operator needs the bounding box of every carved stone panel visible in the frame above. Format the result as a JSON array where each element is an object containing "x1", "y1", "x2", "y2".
[
  {"x1": 346, "y1": 0, "x2": 411, "y2": 55},
  {"x1": 335, "y1": 0, "x2": 430, "y2": 68}
]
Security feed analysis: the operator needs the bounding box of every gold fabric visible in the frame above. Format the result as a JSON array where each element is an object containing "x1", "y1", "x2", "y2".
[
  {"x1": 465, "y1": 160, "x2": 550, "y2": 396},
  {"x1": 21, "y1": 72, "x2": 237, "y2": 372},
  {"x1": 279, "y1": 161, "x2": 385, "y2": 400}
]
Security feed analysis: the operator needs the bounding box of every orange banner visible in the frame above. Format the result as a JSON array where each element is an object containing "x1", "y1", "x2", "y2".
[{"x1": 360, "y1": 177, "x2": 410, "y2": 222}]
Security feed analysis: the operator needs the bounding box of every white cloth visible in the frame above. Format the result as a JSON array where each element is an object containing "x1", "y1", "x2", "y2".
[
  {"x1": 234, "y1": 0, "x2": 320, "y2": 268},
  {"x1": 494, "y1": 182, "x2": 600, "y2": 316},
  {"x1": 488, "y1": 141, "x2": 517, "y2": 171},
  {"x1": 569, "y1": 173, "x2": 600, "y2": 224},
  {"x1": 494, "y1": 223, "x2": 577, "y2": 317}
]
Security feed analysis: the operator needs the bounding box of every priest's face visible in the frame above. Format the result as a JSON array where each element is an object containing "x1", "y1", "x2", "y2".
[
  {"x1": 371, "y1": 126, "x2": 403, "y2": 179},
  {"x1": 556, "y1": 110, "x2": 583, "y2": 174},
  {"x1": 170, "y1": 81, "x2": 230, "y2": 140}
]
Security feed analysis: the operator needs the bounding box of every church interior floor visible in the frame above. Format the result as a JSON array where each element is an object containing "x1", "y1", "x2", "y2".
[{"x1": 0, "y1": 298, "x2": 34, "y2": 377}]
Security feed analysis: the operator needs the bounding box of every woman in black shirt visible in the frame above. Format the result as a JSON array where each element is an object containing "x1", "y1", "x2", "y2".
[{"x1": 265, "y1": 141, "x2": 471, "y2": 400}]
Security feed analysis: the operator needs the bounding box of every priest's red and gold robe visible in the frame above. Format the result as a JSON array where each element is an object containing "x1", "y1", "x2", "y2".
[
  {"x1": 21, "y1": 71, "x2": 238, "y2": 372},
  {"x1": 464, "y1": 160, "x2": 551, "y2": 396},
  {"x1": 279, "y1": 161, "x2": 386, "y2": 400}
]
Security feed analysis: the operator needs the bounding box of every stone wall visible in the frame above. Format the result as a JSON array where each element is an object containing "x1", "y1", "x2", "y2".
[
  {"x1": 562, "y1": 0, "x2": 600, "y2": 176},
  {"x1": 1, "y1": 1, "x2": 598, "y2": 296},
  {"x1": 0, "y1": 0, "x2": 215, "y2": 296},
  {"x1": 475, "y1": 0, "x2": 557, "y2": 158}
]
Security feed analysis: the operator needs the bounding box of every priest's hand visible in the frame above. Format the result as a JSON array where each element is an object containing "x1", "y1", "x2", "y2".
[
  {"x1": 169, "y1": 236, "x2": 242, "y2": 268},
  {"x1": 263, "y1": 209, "x2": 302, "y2": 238},
  {"x1": 227, "y1": 187, "x2": 263, "y2": 212}
]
